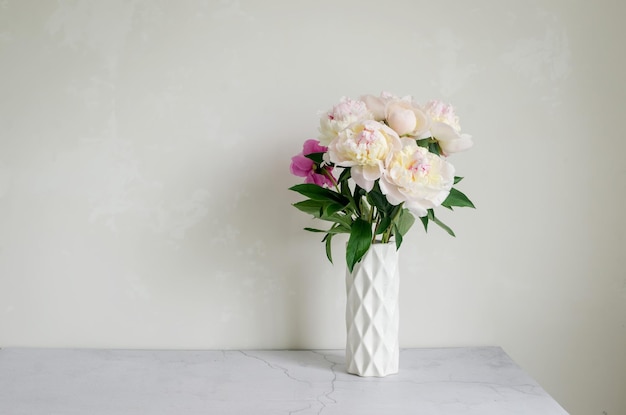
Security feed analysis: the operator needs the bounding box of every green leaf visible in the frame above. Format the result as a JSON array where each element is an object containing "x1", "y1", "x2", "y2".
[
  {"x1": 325, "y1": 233, "x2": 334, "y2": 263},
  {"x1": 393, "y1": 223, "x2": 403, "y2": 249},
  {"x1": 289, "y1": 184, "x2": 348, "y2": 205},
  {"x1": 391, "y1": 208, "x2": 415, "y2": 249},
  {"x1": 442, "y1": 187, "x2": 475, "y2": 209},
  {"x1": 416, "y1": 137, "x2": 442, "y2": 155},
  {"x1": 395, "y1": 208, "x2": 416, "y2": 237},
  {"x1": 304, "y1": 225, "x2": 350, "y2": 234},
  {"x1": 338, "y1": 167, "x2": 351, "y2": 183},
  {"x1": 433, "y1": 217, "x2": 455, "y2": 237},
  {"x1": 339, "y1": 174, "x2": 358, "y2": 214},
  {"x1": 354, "y1": 185, "x2": 366, "y2": 198},
  {"x1": 416, "y1": 138, "x2": 431, "y2": 148},
  {"x1": 430, "y1": 210, "x2": 456, "y2": 237},
  {"x1": 375, "y1": 216, "x2": 392, "y2": 235},
  {"x1": 292, "y1": 200, "x2": 325, "y2": 217},
  {"x1": 330, "y1": 225, "x2": 351, "y2": 234},
  {"x1": 453, "y1": 176, "x2": 464, "y2": 184},
  {"x1": 419, "y1": 215, "x2": 429, "y2": 232},
  {"x1": 340, "y1": 178, "x2": 351, "y2": 197},
  {"x1": 346, "y1": 218, "x2": 372, "y2": 273},
  {"x1": 428, "y1": 142, "x2": 441, "y2": 156},
  {"x1": 304, "y1": 152, "x2": 324, "y2": 164},
  {"x1": 367, "y1": 184, "x2": 394, "y2": 215},
  {"x1": 323, "y1": 212, "x2": 353, "y2": 228},
  {"x1": 323, "y1": 202, "x2": 344, "y2": 217}
]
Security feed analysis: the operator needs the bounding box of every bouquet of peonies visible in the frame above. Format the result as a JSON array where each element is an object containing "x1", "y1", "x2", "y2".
[{"x1": 289, "y1": 92, "x2": 475, "y2": 272}]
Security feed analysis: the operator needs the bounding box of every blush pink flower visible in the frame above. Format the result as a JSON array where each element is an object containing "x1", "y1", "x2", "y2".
[{"x1": 290, "y1": 139, "x2": 335, "y2": 187}]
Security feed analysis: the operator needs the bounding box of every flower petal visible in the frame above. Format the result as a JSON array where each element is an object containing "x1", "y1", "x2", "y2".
[
  {"x1": 302, "y1": 139, "x2": 327, "y2": 155},
  {"x1": 431, "y1": 122, "x2": 473, "y2": 155},
  {"x1": 387, "y1": 107, "x2": 416, "y2": 136},
  {"x1": 378, "y1": 177, "x2": 404, "y2": 205},
  {"x1": 351, "y1": 166, "x2": 375, "y2": 192},
  {"x1": 290, "y1": 155, "x2": 314, "y2": 177},
  {"x1": 360, "y1": 94, "x2": 386, "y2": 120},
  {"x1": 440, "y1": 133, "x2": 473, "y2": 154},
  {"x1": 361, "y1": 163, "x2": 382, "y2": 181},
  {"x1": 431, "y1": 121, "x2": 459, "y2": 142},
  {"x1": 404, "y1": 200, "x2": 429, "y2": 218}
]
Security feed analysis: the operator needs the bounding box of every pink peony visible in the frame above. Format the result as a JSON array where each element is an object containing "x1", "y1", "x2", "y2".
[{"x1": 290, "y1": 139, "x2": 335, "y2": 187}]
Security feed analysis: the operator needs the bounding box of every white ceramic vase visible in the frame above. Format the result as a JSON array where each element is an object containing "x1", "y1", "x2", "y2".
[{"x1": 345, "y1": 242, "x2": 400, "y2": 377}]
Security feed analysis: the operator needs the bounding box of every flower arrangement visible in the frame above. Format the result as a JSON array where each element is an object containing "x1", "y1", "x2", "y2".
[{"x1": 289, "y1": 92, "x2": 475, "y2": 272}]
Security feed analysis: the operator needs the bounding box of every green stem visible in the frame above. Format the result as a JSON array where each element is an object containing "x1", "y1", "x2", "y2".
[
  {"x1": 371, "y1": 210, "x2": 380, "y2": 244},
  {"x1": 382, "y1": 204, "x2": 403, "y2": 243},
  {"x1": 321, "y1": 168, "x2": 340, "y2": 193},
  {"x1": 327, "y1": 168, "x2": 362, "y2": 220},
  {"x1": 359, "y1": 196, "x2": 369, "y2": 221}
]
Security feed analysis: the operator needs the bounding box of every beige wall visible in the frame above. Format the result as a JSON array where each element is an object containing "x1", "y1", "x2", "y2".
[{"x1": 1, "y1": 1, "x2": 624, "y2": 413}]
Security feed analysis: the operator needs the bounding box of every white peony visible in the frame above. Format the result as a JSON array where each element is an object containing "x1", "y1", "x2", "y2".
[
  {"x1": 385, "y1": 98, "x2": 431, "y2": 137},
  {"x1": 379, "y1": 141, "x2": 455, "y2": 217},
  {"x1": 318, "y1": 97, "x2": 372, "y2": 146},
  {"x1": 430, "y1": 122, "x2": 474, "y2": 155},
  {"x1": 327, "y1": 120, "x2": 402, "y2": 192},
  {"x1": 424, "y1": 100, "x2": 473, "y2": 155},
  {"x1": 361, "y1": 92, "x2": 431, "y2": 137}
]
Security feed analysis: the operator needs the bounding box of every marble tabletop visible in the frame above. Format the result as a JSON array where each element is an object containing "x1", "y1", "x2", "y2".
[{"x1": 0, "y1": 347, "x2": 568, "y2": 414}]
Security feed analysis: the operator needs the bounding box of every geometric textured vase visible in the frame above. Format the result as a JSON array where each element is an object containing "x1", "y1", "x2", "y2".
[{"x1": 345, "y1": 242, "x2": 400, "y2": 377}]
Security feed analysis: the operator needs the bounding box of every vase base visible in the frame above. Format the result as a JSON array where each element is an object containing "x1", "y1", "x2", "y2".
[
  {"x1": 345, "y1": 350, "x2": 399, "y2": 377},
  {"x1": 346, "y1": 367, "x2": 399, "y2": 377}
]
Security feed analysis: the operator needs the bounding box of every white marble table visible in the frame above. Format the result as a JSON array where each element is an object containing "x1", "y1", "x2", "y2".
[{"x1": 0, "y1": 347, "x2": 568, "y2": 414}]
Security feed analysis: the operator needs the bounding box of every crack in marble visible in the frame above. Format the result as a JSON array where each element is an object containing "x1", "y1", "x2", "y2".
[
  {"x1": 509, "y1": 383, "x2": 542, "y2": 396},
  {"x1": 288, "y1": 402, "x2": 313, "y2": 415},
  {"x1": 238, "y1": 351, "x2": 311, "y2": 386},
  {"x1": 239, "y1": 351, "x2": 324, "y2": 415},
  {"x1": 310, "y1": 351, "x2": 338, "y2": 415}
]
